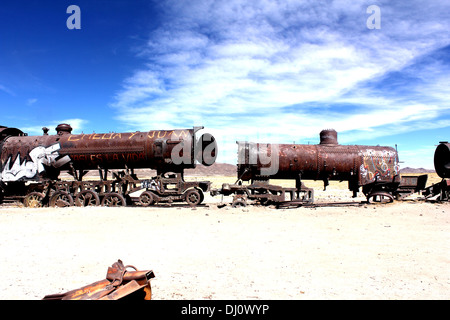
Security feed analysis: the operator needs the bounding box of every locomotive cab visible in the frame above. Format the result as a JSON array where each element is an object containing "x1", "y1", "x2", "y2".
[{"x1": 0, "y1": 126, "x2": 27, "y2": 141}]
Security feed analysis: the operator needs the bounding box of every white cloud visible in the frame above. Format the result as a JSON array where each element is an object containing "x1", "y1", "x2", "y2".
[
  {"x1": 111, "y1": 0, "x2": 450, "y2": 165},
  {"x1": 27, "y1": 98, "x2": 38, "y2": 106},
  {"x1": 0, "y1": 84, "x2": 14, "y2": 96}
]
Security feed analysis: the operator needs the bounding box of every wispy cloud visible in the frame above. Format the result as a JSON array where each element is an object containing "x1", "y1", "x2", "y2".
[
  {"x1": 26, "y1": 98, "x2": 38, "y2": 106},
  {"x1": 111, "y1": 0, "x2": 450, "y2": 165},
  {"x1": 0, "y1": 84, "x2": 15, "y2": 96}
]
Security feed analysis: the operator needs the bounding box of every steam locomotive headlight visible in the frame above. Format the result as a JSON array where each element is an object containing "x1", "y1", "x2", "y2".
[{"x1": 196, "y1": 133, "x2": 217, "y2": 166}]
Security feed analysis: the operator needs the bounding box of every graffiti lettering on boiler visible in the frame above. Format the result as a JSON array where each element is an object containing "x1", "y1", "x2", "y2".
[
  {"x1": 70, "y1": 152, "x2": 146, "y2": 164},
  {"x1": 0, "y1": 144, "x2": 71, "y2": 182},
  {"x1": 66, "y1": 130, "x2": 190, "y2": 142}
]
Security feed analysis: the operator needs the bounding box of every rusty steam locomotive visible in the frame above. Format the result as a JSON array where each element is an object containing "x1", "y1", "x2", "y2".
[
  {"x1": 0, "y1": 124, "x2": 217, "y2": 207},
  {"x1": 212, "y1": 129, "x2": 408, "y2": 207},
  {"x1": 212, "y1": 130, "x2": 448, "y2": 207},
  {"x1": 0, "y1": 124, "x2": 447, "y2": 208}
]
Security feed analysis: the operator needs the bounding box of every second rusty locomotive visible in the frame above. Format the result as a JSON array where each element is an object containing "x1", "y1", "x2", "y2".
[{"x1": 0, "y1": 124, "x2": 217, "y2": 207}]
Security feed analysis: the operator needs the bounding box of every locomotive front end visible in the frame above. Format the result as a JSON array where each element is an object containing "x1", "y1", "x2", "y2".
[{"x1": 434, "y1": 142, "x2": 450, "y2": 179}]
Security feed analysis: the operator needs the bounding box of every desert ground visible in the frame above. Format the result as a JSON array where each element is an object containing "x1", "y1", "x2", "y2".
[{"x1": 0, "y1": 173, "x2": 448, "y2": 300}]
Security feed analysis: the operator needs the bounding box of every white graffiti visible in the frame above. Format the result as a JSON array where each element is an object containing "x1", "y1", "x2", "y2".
[
  {"x1": 1, "y1": 144, "x2": 71, "y2": 182},
  {"x1": 362, "y1": 149, "x2": 397, "y2": 158},
  {"x1": 360, "y1": 164, "x2": 369, "y2": 178}
]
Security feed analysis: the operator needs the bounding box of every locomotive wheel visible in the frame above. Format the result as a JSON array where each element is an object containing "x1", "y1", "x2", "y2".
[
  {"x1": 185, "y1": 189, "x2": 202, "y2": 206},
  {"x1": 139, "y1": 191, "x2": 154, "y2": 207},
  {"x1": 102, "y1": 192, "x2": 126, "y2": 207},
  {"x1": 24, "y1": 192, "x2": 45, "y2": 208},
  {"x1": 231, "y1": 199, "x2": 247, "y2": 208},
  {"x1": 50, "y1": 191, "x2": 74, "y2": 207},
  {"x1": 75, "y1": 190, "x2": 100, "y2": 207},
  {"x1": 367, "y1": 191, "x2": 394, "y2": 203}
]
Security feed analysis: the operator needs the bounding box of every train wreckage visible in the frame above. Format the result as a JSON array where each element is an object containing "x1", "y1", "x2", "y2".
[
  {"x1": 211, "y1": 130, "x2": 448, "y2": 207},
  {"x1": 0, "y1": 124, "x2": 447, "y2": 208},
  {"x1": 0, "y1": 124, "x2": 217, "y2": 207}
]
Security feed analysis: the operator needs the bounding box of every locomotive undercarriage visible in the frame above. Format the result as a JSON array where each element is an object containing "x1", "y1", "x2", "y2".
[
  {"x1": 0, "y1": 168, "x2": 210, "y2": 208},
  {"x1": 422, "y1": 179, "x2": 450, "y2": 201},
  {"x1": 213, "y1": 179, "x2": 314, "y2": 208},
  {"x1": 211, "y1": 172, "x2": 434, "y2": 208}
]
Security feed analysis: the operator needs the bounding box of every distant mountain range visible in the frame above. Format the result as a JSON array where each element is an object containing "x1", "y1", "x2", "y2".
[
  {"x1": 185, "y1": 163, "x2": 237, "y2": 176},
  {"x1": 399, "y1": 167, "x2": 435, "y2": 174}
]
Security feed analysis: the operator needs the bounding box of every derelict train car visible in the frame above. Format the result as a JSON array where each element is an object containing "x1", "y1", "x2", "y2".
[
  {"x1": 0, "y1": 124, "x2": 217, "y2": 207},
  {"x1": 213, "y1": 129, "x2": 405, "y2": 207}
]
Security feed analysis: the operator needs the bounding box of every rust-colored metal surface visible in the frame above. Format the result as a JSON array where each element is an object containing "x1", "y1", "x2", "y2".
[
  {"x1": 395, "y1": 174, "x2": 428, "y2": 200},
  {"x1": 42, "y1": 260, "x2": 155, "y2": 300},
  {"x1": 0, "y1": 124, "x2": 216, "y2": 207},
  {"x1": 237, "y1": 129, "x2": 399, "y2": 194},
  {"x1": 212, "y1": 129, "x2": 401, "y2": 207},
  {"x1": 0, "y1": 124, "x2": 217, "y2": 182}
]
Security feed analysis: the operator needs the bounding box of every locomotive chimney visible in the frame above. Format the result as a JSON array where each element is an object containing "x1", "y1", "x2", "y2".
[
  {"x1": 55, "y1": 123, "x2": 73, "y2": 135},
  {"x1": 319, "y1": 129, "x2": 338, "y2": 145}
]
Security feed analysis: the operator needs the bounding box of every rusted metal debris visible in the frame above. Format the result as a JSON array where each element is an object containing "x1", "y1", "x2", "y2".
[{"x1": 42, "y1": 260, "x2": 155, "y2": 300}]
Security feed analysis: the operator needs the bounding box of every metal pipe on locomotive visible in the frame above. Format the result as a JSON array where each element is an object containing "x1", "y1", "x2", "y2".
[
  {"x1": 0, "y1": 124, "x2": 217, "y2": 207},
  {"x1": 214, "y1": 129, "x2": 403, "y2": 207}
]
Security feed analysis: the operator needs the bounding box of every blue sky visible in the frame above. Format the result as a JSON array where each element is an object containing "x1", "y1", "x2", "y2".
[{"x1": 1, "y1": 0, "x2": 449, "y2": 169}]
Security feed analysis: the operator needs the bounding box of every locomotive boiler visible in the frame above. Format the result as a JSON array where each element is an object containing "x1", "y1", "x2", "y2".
[
  {"x1": 0, "y1": 124, "x2": 217, "y2": 207},
  {"x1": 214, "y1": 129, "x2": 401, "y2": 206}
]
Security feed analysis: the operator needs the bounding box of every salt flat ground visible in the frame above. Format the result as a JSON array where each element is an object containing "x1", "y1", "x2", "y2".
[{"x1": 0, "y1": 176, "x2": 448, "y2": 300}]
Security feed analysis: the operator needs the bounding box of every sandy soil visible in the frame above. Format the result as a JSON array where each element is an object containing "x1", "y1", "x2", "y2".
[{"x1": 0, "y1": 182, "x2": 448, "y2": 300}]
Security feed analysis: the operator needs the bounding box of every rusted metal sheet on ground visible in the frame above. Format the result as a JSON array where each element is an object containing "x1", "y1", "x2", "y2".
[{"x1": 42, "y1": 260, "x2": 155, "y2": 300}]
